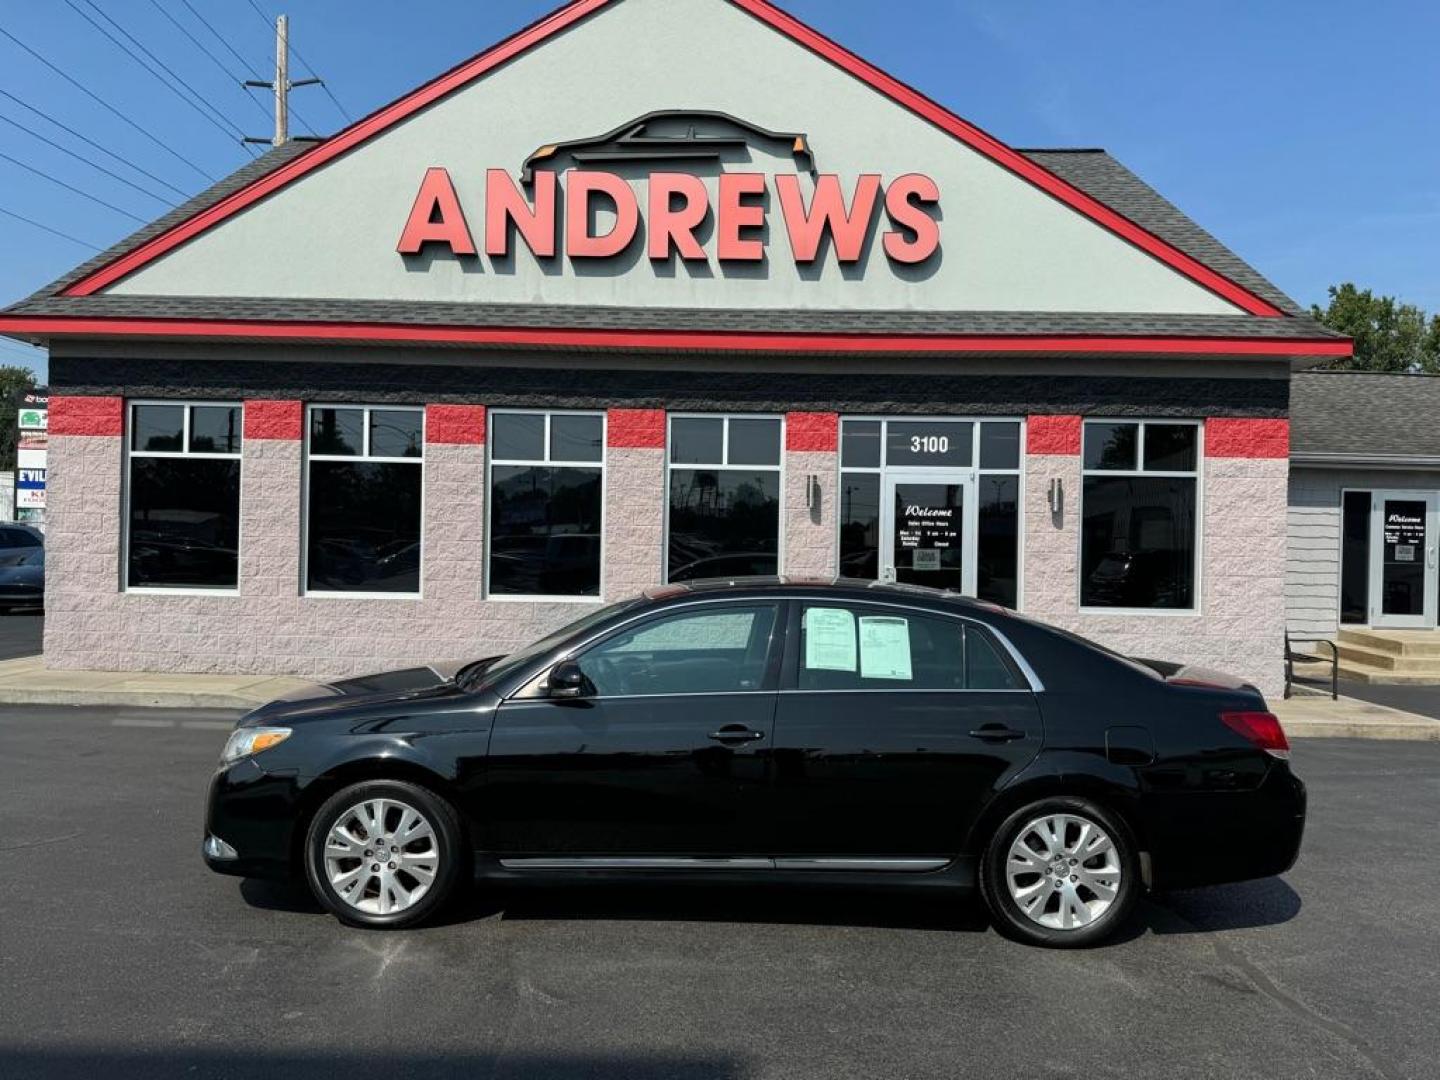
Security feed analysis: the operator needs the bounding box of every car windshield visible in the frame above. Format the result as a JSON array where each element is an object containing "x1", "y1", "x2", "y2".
[{"x1": 457, "y1": 598, "x2": 641, "y2": 691}]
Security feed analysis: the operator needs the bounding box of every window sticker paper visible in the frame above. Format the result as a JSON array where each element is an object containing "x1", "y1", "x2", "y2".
[
  {"x1": 805, "y1": 607, "x2": 857, "y2": 672},
  {"x1": 860, "y1": 616, "x2": 912, "y2": 680}
]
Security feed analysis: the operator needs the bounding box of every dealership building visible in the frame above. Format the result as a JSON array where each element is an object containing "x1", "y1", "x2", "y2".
[{"x1": 0, "y1": 0, "x2": 1350, "y2": 692}]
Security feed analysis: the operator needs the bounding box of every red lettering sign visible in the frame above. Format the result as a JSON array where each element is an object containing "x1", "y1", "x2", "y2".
[{"x1": 398, "y1": 169, "x2": 941, "y2": 265}]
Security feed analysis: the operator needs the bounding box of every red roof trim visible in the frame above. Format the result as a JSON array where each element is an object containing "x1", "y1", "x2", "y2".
[
  {"x1": 0, "y1": 315, "x2": 1353, "y2": 357},
  {"x1": 58, "y1": 0, "x2": 1284, "y2": 318}
]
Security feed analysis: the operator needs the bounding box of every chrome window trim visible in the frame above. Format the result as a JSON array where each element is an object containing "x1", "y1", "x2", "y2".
[{"x1": 502, "y1": 594, "x2": 1045, "y2": 701}]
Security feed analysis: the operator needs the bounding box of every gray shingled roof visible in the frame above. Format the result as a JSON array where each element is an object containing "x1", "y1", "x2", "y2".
[
  {"x1": 3, "y1": 144, "x2": 1340, "y2": 345},
  {"x1": 1292, "y1": 371, "x2": 1440, "y2": 462}
]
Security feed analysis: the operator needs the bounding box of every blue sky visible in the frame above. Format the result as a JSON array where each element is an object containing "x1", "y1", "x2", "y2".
[{"x1": 2, "y1": 0, "x2": 1437, "y2": 380}]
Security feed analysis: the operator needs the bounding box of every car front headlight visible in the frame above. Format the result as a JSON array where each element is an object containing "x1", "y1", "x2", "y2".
[{"x1": 220, "y1": 726, "x2": 292, "y2": 765}]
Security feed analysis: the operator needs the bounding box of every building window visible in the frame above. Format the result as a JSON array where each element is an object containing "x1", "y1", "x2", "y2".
[
  {"x1": 305, "y1": 405, "x2": 423, "y2": 595},
  {"x1": 838, "y1": 418, "x2": 1022, "y2": 606},
  {"x1": 1340, "y1": 490, "x2": 1371, "y2": 624},
  {"x1": 667, "y1": 414, "x2": 782, "y2": 582},
  {"x1": 1080, "y1": 420, "x2": 1199, "y2": 610},
  {"x1": 126, "y1": 401, "x2": 242, "y2": 591},
  {"x1": 488, "y1": 411, "x2": 604, "y2": 597}
]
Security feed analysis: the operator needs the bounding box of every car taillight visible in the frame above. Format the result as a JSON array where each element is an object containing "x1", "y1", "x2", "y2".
[{"x1": 1220, "y1": 711, "x2": 1290, "y2": 759}]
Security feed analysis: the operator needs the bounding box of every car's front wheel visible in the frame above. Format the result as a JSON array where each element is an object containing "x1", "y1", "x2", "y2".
[
  {"x1": 303, "y1": 780, "x2": 464, "y2": 929},
  {"x1": 980, "y1": 796, "x2": 1140, "y2": 948}
]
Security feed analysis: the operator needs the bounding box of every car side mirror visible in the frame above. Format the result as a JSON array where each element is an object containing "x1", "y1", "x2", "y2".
[{"x1": 547, "y1": 660, "x2": 590, "y2": 699}]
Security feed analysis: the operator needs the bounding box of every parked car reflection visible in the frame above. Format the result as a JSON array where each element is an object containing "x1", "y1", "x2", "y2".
[{"x1": 0, "y1": 524, "x2": 44, "y2": 611}]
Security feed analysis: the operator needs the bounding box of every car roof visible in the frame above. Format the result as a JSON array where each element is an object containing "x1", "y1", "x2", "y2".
[{"x1": 641, "y1": 576, "x2": 1008, "y2": 614}]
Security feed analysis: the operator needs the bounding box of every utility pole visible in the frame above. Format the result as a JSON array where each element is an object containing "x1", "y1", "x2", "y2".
[{"x1": 244, "y1": 15, "x2": 322, "y2": 147}]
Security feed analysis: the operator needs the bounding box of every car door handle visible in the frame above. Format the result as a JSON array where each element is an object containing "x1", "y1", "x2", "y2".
[
  {"x1": 968, "y1": 725, "x2": 1026, "y2": 743},
  {"x1": 708, "y1": 727, "x2": 765, "y2": 743}
]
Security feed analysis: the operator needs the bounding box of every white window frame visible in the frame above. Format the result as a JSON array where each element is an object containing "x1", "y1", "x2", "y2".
[
  {"x1": 485, "y1": 408, "x2": 608, "y2": 603},
  {"x1": 837, "y1": 416, "x2": 1026, "y2": 610},
  {"x1": 302, "y1": 403, "x2": 425, "y2": 599},
  {"x1": 664, "y1": 412, "x2": 786, "y2": 585},
  {"x1": 122, "y1": 399, "x2": 244, "y2": 596},
  {"x1": 1077, "y1": 418, "x2": 1204, "y2": 616}
]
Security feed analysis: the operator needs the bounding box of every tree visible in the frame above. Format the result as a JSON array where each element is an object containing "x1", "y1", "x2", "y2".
[
  {"x1": 1310, "y1": 283, "x2": 1440, "y2": 372},
  {"x1": 0, "y1": 365, "x2": 37, "y2": 473}
]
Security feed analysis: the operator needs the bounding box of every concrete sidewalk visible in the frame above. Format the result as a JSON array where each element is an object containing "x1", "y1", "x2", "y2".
[
  {"x1": 1273, "y1": 692, "x2": 1440, "y2": 741},
  {"x1": 0, "y1": 656, "x2": 320, "y2": 709}
]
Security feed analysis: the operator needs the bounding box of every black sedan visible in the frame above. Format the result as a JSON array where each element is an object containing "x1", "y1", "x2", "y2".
[{"x1": 203, "y1": 578, "x2": 1304, "y2": 947}]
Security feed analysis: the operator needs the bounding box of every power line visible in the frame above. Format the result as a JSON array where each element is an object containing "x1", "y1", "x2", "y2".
[
  {"x1": 0, "y1": 24, "x2": 215, "y2": 182},
  {"x1": 0, "y1": 87, "x2": 192, "y2": 202},
  {"x1": 291, "y1": 41, "x2": 351, "y2": 124},
  {"x1": 0, "y1": 109, "x2": 177, "y2": 209},
  {"x1": 62, "y1": 0, "x2": 257, "y2": 156},
  {"x1": 146, "y1": 0, "x2": 270, "y2": 123},
  {"x1": 178, "y1": 0, "x2": 263, "y2": 79},
  {"x1": 0, "y1": 149, "x2": 148, "y2": 225},
  {"x1": 0, "y1": 205, "x2": 104, "y2": 252}
]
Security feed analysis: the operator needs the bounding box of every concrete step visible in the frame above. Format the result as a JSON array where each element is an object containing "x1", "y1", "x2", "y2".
[
  {"x1": 1336, "y1": 656, "x2": 1440, "y2": 684},
  {"x1": 1337, "y1": 628, "x2": 1440, "y2": 657},
  {"x1": 1331, "y1": 642, "x2": 1440, "y2": 672}
]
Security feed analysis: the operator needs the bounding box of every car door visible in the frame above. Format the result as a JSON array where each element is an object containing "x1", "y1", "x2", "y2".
[
  {"x1": 480, "y1": 601, "x2": 782, "y2": 858},
  {"x1": 768, "y1": 600, "x2": 1042, "y2": 862}
]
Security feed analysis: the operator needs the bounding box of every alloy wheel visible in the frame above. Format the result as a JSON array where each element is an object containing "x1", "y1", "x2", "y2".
[
  {"x1": 1005, "y1": 812, "x2": 1122, "y2": 931},
  {"x1": 322, "y1": 797, "x2": 440, "y2": 916}
]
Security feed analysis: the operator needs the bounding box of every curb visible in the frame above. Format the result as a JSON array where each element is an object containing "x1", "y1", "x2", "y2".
[
  {"x1": 1285, "y1": 720, "x2": 1440, "y2": 742},
  {"x1": 0, "y1": 688, "x2": 271, "y2": 709}
]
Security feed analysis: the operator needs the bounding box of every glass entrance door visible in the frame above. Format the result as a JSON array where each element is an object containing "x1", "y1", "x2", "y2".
[
  {"x1": 1369, "y1": 492, "x2": 1439, "y2": 628},
  {"x1": 880, "y1": 470, "x2": 976, "y2": 593}
]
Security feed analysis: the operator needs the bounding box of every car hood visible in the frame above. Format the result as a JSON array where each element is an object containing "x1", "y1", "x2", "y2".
[{"x1": 238, "y1": 661, "x2": 469, "y2": 727}]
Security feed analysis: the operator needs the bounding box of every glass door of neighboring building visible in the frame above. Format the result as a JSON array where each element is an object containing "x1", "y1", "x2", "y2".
[
  {"x1": 879, "y1": 469, "x2": 976, "y2": 593},
  {"x1": 1369, "y1": 491, "x2": 1439, "y2": 628}
]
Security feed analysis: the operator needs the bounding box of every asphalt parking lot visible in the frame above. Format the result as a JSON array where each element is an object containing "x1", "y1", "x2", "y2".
[
  {"x1": 2, "y1": 705, "x2": 1437, "y2": 1080},
  {"x1": 0, "y1": 611, "x2": 43, "y2": 660}
]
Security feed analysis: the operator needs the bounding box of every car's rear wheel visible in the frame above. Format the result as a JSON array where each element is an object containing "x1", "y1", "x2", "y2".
[
  {"x1": 303, "y1": 780, "x2": 464, "y2": 929},
  {"x1": 980, "y1": 796, "x2": 1140, "y2": 948}
]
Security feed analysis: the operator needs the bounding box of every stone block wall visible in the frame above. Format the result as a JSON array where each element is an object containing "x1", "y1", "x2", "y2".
[{"x1": 783, "y1": 412, "x2": 839, "y2": 578}]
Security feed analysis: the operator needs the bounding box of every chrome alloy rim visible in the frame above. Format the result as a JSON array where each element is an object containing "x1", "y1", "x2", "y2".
[
  {"x1": 323, "y1": 798, "x2": 440, "y2": 916},
  {"x1": 1005, "y1": 813, "x2": 1122, "y2": 931}
]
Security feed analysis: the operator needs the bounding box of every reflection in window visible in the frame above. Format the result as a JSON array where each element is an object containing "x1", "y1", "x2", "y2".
[
  {"x1": 306, "y1": 405, "x2": 424, "y2": 594},
  {"x1": 667, "y1": 416, "x2": 782, "y2": 582},
  {"x1": 1080, "y1": 420, "x2": 1200, "y2": 610},
  {"x1": 127, "y1": 402, "x2": 241, "y2": 590},
  {"x1": 978, "y1": 475, "x2": 1019, "y2": 608},
  {"x1": 489, "y1": 412, "x2": 604, "y2": 597},
  {"x1": 839, "y1": 473, "x2": 879, "y2": 579},
  {"x1": 577, "y1": 605, "x2": 778, "y2": 696}
]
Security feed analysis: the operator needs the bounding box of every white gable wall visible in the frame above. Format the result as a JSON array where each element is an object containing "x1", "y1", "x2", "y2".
[{"x1": 110, "y1": 0, "x2": 1242, "y2": 316}]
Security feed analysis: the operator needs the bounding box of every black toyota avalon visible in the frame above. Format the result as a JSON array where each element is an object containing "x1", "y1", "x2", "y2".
[{"x1": 203, "y1": 578, "x2": 1304, "y2": 947}]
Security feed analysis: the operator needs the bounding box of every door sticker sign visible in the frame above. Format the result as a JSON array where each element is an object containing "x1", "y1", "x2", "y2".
[
  {"x1": 859, "y1": 616, "x2": 912, "y2": 681},
  {"x1": 805, "y1": 607, "x2": 857, "y2": 672}
]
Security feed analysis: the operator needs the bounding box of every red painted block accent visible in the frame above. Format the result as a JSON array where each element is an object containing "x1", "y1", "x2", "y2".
[
  {"x1": 786, "y1": 412, "x2": 839, "y2": 452},
  {"x1": 50, "y1": 395, "x2": 122, "y2": 436},
  {"x1": 243, "y1": 399, "x2": 302, "y2": 440},
  {"x1": 1205, "y1": 417, "x2": 1289, "y2": 458},
  {"x1": 607, "y1": 408, "x2": 666, "y2": 449},
  {"x1": 426, "y1": 404, "x2": 487, "y2": 445},
  {"x1": 1027, "y1": 415, "x2": 1082, "y2": 455}
]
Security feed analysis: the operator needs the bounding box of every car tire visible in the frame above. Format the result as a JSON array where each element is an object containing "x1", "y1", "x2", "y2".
[
  {"x1": 303, "y1": 779, "x2": 465, "y2": 929},
  {"x1": 980, "y1": 796, "x2": 1140, "y2": 948}
]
